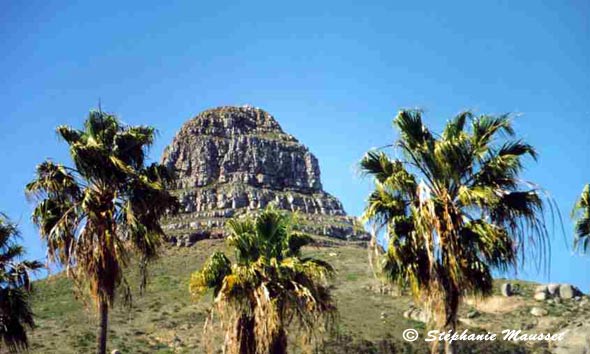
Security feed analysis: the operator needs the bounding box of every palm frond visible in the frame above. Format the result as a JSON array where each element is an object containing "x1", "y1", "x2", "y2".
[
  {"x1": 573, "y1": 184, "x2": 590, "y2": 252},
  {"x1": 191, "y1": 207, "x2": 335, "y2": 354},
  {"x1": 361, "y1": 109, "x2": 554, "y2": 343},
  {"x1": 0, "y1": 214, "x2": 42, "y2": 351}
]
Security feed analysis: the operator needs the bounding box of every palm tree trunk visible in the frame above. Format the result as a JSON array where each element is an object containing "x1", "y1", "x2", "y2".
[
  {"x1": 96, "y1": 299, "x2": 109, "y2": 354},
  {"x1": 236, "y1": 314, "x2": 255, "y2": 354},
  {"x1": 269, "y1": 328, "x2": 287, "y2": 354},
  {"x1": 444, "y1": 322, "x2": 456, "y2": 354},
  {"x1": 444, "y1": 339, "x2": 455, "y2": 354}
]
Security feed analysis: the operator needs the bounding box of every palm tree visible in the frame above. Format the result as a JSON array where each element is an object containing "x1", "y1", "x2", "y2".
[
  {"x1": 25, "y1": 110, "x2": 178, "y2": 354},
  {"x1": 573, "y1": 184, "x2": 590, "y2": 252},
  {"x1": 189, "y1": 207, "x2": 336, "y2": 354},
  {"x1": 0, "y1": 213, "x2": 43, "y2": 352},
  {"x1": 361, "y1": 110, "x2": 552, "y2": 353}
]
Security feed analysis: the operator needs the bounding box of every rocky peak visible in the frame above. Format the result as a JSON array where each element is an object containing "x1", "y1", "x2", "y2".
[
  {"x1": 170, "y1": 105, "x2": 291, "y2": 140},
  {"x1": 161, "y1": 106, "x2": 368, "y2": 246}
]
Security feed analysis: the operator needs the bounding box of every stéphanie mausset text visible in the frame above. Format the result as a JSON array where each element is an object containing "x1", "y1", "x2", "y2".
[{"x1": 425, "y1": 329, "x2": 567, "y2": 344}]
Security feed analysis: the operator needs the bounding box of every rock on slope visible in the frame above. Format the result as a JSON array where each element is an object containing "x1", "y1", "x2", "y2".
[{"x1": 161, "y1": 105, "x2": 368, "y2": 246}]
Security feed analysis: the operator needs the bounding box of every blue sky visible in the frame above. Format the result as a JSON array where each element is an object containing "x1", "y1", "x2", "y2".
[{"x1": 1, "y1": 1, "x2": 589, "y2": 289}]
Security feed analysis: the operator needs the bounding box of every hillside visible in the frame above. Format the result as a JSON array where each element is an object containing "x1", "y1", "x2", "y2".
[{"x1": 25, "y1": 238, "x2": 590, "y2": 354}]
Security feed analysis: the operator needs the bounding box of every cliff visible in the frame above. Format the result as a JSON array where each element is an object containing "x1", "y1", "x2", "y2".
[{"x1": 160, "y1": 105, "x2": 369, "y2": 246}]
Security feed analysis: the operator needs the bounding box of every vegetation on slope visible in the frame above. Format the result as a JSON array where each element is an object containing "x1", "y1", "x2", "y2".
[{"x1": 24, "y1": 238, "x2": 589, "y2": 353}]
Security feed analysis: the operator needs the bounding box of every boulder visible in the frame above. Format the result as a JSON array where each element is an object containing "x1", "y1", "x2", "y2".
[
  {"x1": 559, "y1": 284, "x2": 582, "y2": 299},
  {"x1": 535, "y1": 285, "x2": 548, "y2": 294},
  {"x1": 501, "y1": 283, "x2": 513, "y2": 297},
  {"x1": 403, "y1": 309, "x2": 413, "y2": 319},
  {"x1": 547, "y1": 283, "x2": 561, "y2": 296},
  {"x1": 534, "y1": 292, "x2": 548, "y2": 301},
  {"x1": 403, "y1": 307, "x2": 427, "y2": 323},
  {"x1": 530, "y1": 307, "x2": 548, "y2": 317},
  {"x1": 412, "y1": 310, "x2": 428, "y2": 323}
]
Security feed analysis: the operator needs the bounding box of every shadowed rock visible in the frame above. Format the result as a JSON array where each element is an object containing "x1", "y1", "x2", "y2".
[{"x1": 501, "y1": 283, "x2": 513, "y2": 297}]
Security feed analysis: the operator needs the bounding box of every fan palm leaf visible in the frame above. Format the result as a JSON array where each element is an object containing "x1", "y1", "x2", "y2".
[
  {"x1": 190, "y1": 206, "x2": 335, "y2": 354},
  {"x1": 0, "y1": 214, "x2": 43, "y2": 352},
  {"x1": 361, "y1": 110, "x2": 553, "y2": 354},
  {"x1": 573, "y1": 184, "x2": 590, "y2": 252},
  {"x1": 26, "y1": 110, "x2": 178, "y2": 354}
]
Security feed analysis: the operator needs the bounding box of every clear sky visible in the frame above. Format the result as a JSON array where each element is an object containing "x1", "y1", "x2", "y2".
[{"x1": 1, "y1": 1, "x2": 589, "y2": 289}]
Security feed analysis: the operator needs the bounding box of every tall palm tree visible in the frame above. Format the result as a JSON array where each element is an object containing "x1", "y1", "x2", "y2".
[
  {"x1": 189, "y1": 207, "x2": 336, "y2": 354},
  {"x1": 573, "y1": 184, "x2": 590, "y2": 252},
  {"x1": 25, "y1": 110, "x2": 178, "y2": 354},
  {"x1": 0, "y1": 213, "x2": 43, "y2": 352},
  {"x1": 361, "y1": 110, "x2": 552, "y2": 353}
]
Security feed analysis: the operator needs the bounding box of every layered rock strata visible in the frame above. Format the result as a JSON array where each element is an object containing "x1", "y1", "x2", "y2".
[{"x1": 161, "y1": 106, "x2": 368, "y2": 246}]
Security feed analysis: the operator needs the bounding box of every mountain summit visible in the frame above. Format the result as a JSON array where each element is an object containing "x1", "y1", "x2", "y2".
[{"x1": 161, "y1": 106, "x2": 368, "y2": 246}]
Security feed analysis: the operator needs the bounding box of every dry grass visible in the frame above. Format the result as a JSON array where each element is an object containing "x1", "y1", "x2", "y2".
[{"x1": 23, "y1": 240, "x2": 589, "y2": 353}]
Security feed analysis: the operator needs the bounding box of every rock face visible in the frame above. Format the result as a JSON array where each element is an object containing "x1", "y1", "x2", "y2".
[{"x1": 161, "y1": 106, "x2": 369, "y2": 246}]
